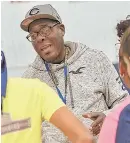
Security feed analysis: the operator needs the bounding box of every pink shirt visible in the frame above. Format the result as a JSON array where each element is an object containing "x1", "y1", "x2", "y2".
[{"x1": 98, "y1": 97, "x2": 130, "y2": 143}]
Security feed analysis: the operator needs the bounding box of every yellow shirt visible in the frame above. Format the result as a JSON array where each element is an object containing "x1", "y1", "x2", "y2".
[{"x1": 1, "y1": 78, "x2": 65, "y2": 143}]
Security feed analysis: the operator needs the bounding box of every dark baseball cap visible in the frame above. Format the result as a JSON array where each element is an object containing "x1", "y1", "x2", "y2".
[{"x1": 20, "y1": 4, "x2": 62, "y2": 32}]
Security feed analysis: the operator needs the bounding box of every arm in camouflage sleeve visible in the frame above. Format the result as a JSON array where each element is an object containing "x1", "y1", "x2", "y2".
[
  {"x1": 97, "y1": 51, "x2": 129, "y2": 115},
  {"x1": 22, "y1": 65, "x2": 36, "y2": 78},
  {"x1": 22, "y1": 55, "x2": 44, "y2": 79}
]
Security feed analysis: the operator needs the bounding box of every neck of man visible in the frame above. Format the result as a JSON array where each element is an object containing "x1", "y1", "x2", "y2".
[{"x1": 52, "y1": 46, "x2": 67, "y2": 64}]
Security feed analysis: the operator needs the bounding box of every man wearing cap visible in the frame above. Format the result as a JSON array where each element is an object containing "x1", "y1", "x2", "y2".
[
  {"x1": 21, "y1": 4, "x2": 129, "y2": 142},
  {"x1": 1, "y1": 50, "x2": 94, "y2": 143}
]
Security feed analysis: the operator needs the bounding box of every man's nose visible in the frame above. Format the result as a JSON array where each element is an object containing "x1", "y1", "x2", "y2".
[{"x1": 36, "y1": 34, "x2": 46, "y2": 43}]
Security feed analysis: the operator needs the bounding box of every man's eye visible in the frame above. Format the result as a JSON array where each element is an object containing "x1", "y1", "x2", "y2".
[
  {"x1": 31, "y1": 34, "x2": 37, "y2": 39},
  {"x1": 40, "y1": 30, "x2": 45, "y2": 35}
]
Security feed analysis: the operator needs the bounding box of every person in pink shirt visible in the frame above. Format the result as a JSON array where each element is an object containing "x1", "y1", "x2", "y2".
[{"x1": 98, "y1": 26, "x2": 130, "y2": 143}]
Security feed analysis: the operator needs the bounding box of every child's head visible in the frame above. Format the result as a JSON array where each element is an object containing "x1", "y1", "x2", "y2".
[{"x1": 119, "y1": 26, "x2": 130, "y2": 88}]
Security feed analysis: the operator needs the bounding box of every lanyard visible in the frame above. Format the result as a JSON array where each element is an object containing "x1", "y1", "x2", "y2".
[
  {"x1": 44, "y1": 47, "x2": 74, "y2": 108},
  {"x1": 45, "y1": 63, "x2": 68, "y2": 104}
]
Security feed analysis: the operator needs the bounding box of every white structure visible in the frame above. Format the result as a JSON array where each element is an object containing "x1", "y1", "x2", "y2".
[{"x1": 1, "y1": 1, "x2": 130, "y2": 77}]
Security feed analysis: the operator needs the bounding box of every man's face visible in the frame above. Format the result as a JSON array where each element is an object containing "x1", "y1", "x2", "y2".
[{"x1": 28, "y1": 19, "x2": 65, "y2": 63}]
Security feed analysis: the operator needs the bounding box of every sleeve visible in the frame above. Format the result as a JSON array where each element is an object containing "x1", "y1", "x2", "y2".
[
  {"x1": 22, "y1": 65, "x2": 36, "y2": 78},
  {"x1": 38, "y1": 81, "x2": 65, "y2": 121},
  {"x1": 98, "y1": 97, "x2": 130, "y2": 143},
  {"x1": 97, "y1": 51, "x2": 129, "y2": 115},
  {"x1": 22, "y1": 55, "x2": 43, "y2": 79}
]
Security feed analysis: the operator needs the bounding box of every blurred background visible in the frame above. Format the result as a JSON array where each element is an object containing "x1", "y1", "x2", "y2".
[{"x1": 1, "y1": 1, "x2": 130, "y2": 77}]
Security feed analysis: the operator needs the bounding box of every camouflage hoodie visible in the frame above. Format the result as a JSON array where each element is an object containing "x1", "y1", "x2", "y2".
[{"x1": 23, "y1": 41, "x2": 128, "y2": 143}]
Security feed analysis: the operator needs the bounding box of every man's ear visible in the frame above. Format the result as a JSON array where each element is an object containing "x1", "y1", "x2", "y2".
[{"x1": 59, "y1": 24, "x2": 65, "y2": 36}]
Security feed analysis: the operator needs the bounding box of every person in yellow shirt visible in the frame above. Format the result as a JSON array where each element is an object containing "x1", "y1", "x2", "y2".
[{"x1": 1, "y1": 51, "x2": 94, "y2": 143}]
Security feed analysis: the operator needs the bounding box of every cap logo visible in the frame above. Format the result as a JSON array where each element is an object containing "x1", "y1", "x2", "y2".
[{"x1": 29, "y1": 8, "x2": 39, "y2": 15}]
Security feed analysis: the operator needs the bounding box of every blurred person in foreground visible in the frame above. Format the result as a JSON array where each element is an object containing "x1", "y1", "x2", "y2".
[
  {"x1": 114, "y1": 15, "x2": 130, "y2": 93},
  {"x1": 98, "y1": 26, "x2": 130, "y2": 143}
]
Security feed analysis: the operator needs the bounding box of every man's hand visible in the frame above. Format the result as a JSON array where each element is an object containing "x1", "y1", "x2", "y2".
[{"x1": 82, "y1": 112, "x2": 106, "y2": 136}]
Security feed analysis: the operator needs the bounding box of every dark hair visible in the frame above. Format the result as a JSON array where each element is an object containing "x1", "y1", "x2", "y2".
[
  {"x1": 116, "y1": 15, "x2": 130, "y2": 39},
  {"x1": 120, "y1": 26, "x2": 130, "y2": 57}
]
